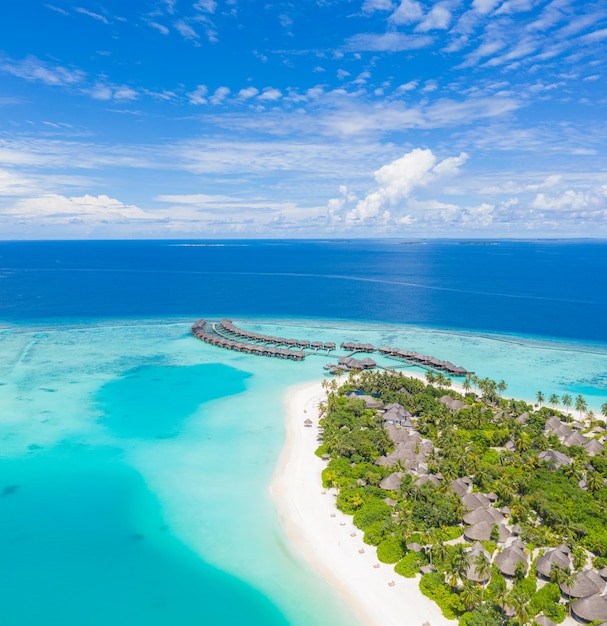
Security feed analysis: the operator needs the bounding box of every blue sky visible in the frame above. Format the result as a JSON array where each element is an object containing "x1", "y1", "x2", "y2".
[{"x1": 0, "y1": 0, "x2": 606, "y2": 238}]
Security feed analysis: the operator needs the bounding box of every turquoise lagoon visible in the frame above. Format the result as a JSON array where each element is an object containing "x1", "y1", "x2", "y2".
[{"x1": 1, "y1": 317, "x2": 607, "y2": 625}]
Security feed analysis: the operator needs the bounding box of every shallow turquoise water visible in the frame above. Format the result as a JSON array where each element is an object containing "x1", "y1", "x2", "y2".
[{"x1": 0, "y1": 317, "x2": 606, "y2": 626}]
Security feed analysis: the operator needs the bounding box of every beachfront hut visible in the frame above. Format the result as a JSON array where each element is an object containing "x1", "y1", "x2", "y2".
[
  {"x1": 414, "y1": 475, "x2": 442, "y2": 487},
  {"x1": 495, "y1": 545, "x2": 528, "y2": 577},
  {"x1": 572, "y1": 594, "x2": 607, "y2": 623},
  {"x1": 538, "y1": 449, "x2": 572, "y2": 468},
  {"x1": 407, "y1": 542, "x2": 423, "y2": 553},
  {"x1": 536, "y1": 547, "x2": 572, "y2": 579},
  {"x1": 451, "y1": 477, "x2": 472, "y2": 497},
  {"x1": 355, "y1": 394, "x2": 384, "y2": 409},
  {"x1": 464, "y1": 522, "x2": 492, "y2": 542},
  {"x1": 560, "y1": 570, "x2": 606, "y2": 598},
  {"x1": 565, "y1": 432, "x2": 589, "y2": 447},
  {"x1": 463, "y1": 507, "x2": 504, "y2": 526},
  {"x1": 464, "y1": 522, "x2": 510, "y2": 543},
  {"x1": 584, "y1": 439, "x2": 605, "y2": 456},
  {"x1": 535, "y1": 616, "x2": 556, "y2": 626},
  {"x1": 464, "y1": 543, "x2": 492, "y2": 583},
  {"x1": 379, "y1": 472, "x2": 404, "y2": 491},
  {"x1": 462, "y1": 492, "x2": 492, "y2": 511}
]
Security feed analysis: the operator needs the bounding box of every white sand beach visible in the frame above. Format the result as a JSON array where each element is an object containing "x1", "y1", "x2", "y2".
[{"x1": 271, "y1": 380, "x2": 453, "y2": 626}]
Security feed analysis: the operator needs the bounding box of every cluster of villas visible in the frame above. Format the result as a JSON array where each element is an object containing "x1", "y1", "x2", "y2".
[
  {"x1": 378, "y1": 346, "x2": 470, "y2": 376},
  {"x1": 345, "y1": 392, "x2": 607, "y2": 625}
]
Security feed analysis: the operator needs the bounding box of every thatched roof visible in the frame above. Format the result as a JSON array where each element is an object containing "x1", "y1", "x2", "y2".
[
  {"x1": 495, "y1": 545, "x2": 528, "y2": 577},
  {"x1": 536, "y1": 547, "x2": 571, "y2": 579},
  {"x1": 585, "y1": 439, "x2": 605, "y2": 456},
  {"x1": 414, "y1": 475, "x2": 441, "y2": 487},
  {"x1": 515, "y1": 411, "x2": 529, "y2": 424},
  {"x1": 463, "y1": 507, "x2": 505, "y2": 526},
  {"x1": 462, "y1": 492, "x2": 492, "y2": 511},
  {"x1": 572, "y1": 593, "x2": 607, "y2": 622},
  {"x1": 464, "y1": 543, "x2": 491, "y2": 583},
  {"x1": 464, "y1": 521, "x2": 492, "y2": 542},
  {"x1": 379, "y1": 472, "x2": 404, "y2": 491},
  {"x1": 451, "y1": 477, "x2": 472, "y2": 497},
  {"x1": 599, "y1": 566, "x2": 607, "y2": 580},
  {"x1": 538, "y1": 449, "x2": 572, "y2": 468},
  {"x1": 407, "y1": 542, "x2": 423, "y2": 552},
  {"x1": 561, "y1": 569, "x2": 606, "y2": 598},
  {"x1": 534, "y1": 616, "x2": 556, "y2": 626},
  {"x1": 564, "y1": 432, "x2": 588, "y2": 447}
]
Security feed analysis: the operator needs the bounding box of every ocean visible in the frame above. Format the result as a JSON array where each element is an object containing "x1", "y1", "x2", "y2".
[{"x1": 1, "y1": 239, "x2": 606, "y2": 626}]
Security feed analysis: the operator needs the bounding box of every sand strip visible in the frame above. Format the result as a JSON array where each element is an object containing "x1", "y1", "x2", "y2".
[{"x1": 270, "y1": 380, "x2": 453, "y2": 626}]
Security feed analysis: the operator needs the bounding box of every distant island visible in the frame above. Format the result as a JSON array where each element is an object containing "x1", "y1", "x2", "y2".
[{"x1": 315, "y1": 370, "x2": 607, "y2": 626}]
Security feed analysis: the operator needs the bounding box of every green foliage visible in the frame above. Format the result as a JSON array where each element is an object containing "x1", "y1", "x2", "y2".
[
  {"x1": 459, "y1": 605, "x2": 502, "y2": 626},
  {"x1": 363, "y1": 521, "x2": 387, "y2": 546},
  {"x1": 394, "y1": 551, "x2": 427, "y2": 577},
  {"x1": 314, "y1": 444, "x2": 328, "y2": 458},
  {"x1": 513, "y1": 569, "x2": 537, "y2": 595},
  {"x1": 419, "y1": 572, "x2": 464, "y2": 619},
  {"x1": 335, "y1": 485, "x2": 366, "y2": 514},
  {"x1": 406, "y1": 482, "x2": 463, "y2": 530},
  {"x1": 377, "y1": 536, "x2": 406, "y2": 564},
  {"x1": 352, "y1": 499, "x2": 391, "y2": 530},
  {"x1": 529, "y1": 583, "x2": 566, "y2": 622}
]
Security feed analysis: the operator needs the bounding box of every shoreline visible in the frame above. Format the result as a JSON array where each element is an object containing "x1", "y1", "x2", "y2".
[{"x1": 270, "y1": 379, "x2": 452, "y2": 626}]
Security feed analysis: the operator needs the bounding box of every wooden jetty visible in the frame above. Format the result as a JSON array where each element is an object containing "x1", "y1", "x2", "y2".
[{"x1": 191, "y1": 319, "x2": 471, "y2": 376}]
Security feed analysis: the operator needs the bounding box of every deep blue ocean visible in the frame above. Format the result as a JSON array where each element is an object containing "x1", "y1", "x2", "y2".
[
  {"x1": 0, "y1": 239, "x2": 606, "y2": 626},
  {"x1": 1, "y1": 239, "x2": 606, "y2": 341}
]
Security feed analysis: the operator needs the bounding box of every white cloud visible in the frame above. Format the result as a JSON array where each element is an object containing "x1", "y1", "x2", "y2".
[
  {"x1": 472, "y1": 0, "x2": 501, "y2": 15},
  {"x1": 390, "y1": 0, "x2": 424, "y2": 24},
  {"x1": 1, "y1": 56, "x2": 85, "y2": 86},
  {"x1": 416, "y1": 5, "x2": 452, "y2": 32},
  {"x1": 187, "y1": 84, "x2": 208, "y2": 104},
  {"x1": 362, "y1": 0, "x2": 395, "y2": 12},
  {"x1": 149, "y1": 21, "x2": 170, "y2": 35},
  {"x1": 210, "y1": 86, "x2": 230, "y2": 105},
  {"x1": 75, "y1": 7, "x2": 109, "y2": 24},
  {"x1": 238, "y1": 87, "x2": 259, "y2": 99},
  {"x1": 194, "y1": 0, "x2": 217, "y2": 13},
  {"x1": 5, "y1": 194, "x2": 150, "y2": 221},
  {"x1": 258, "y1": 88, "x2": 282, "y2": 101},
  {"x1": 334, "y1": 148, "x2": 468, "y2": 222},
  {"x1": 0, "y1": 168, "x2": 35, "y2": 196},
  {"x1": 114, "y1": 86, "x2": 138, "y2": 101},
  {"x1": 346, "y1": 32, "x2": 433, "y2": 52},
  {"x1": 175, "y1": 20, "x2": 199, "y2": 40}
]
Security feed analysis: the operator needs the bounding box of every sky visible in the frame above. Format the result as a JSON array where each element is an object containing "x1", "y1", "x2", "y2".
[{"x1": 0, "y1": 0, "x2": 606, "y2": 239}]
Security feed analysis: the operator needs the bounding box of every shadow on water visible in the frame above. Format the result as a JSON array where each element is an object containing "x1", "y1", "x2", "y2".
[
  {"x1": 0, "y1": 449, "x2": 288, "y2": 626},
  {"x1": 95, "y1": 363, "x2": 251, "y2": 439}
]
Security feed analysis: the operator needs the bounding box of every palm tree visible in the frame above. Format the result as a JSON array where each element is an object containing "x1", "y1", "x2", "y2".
[
  {"x1": 497, "y1": 379, "x2": 507, "y2": 395},
  {"x1": 562, "y1": 393, "x2": 572, "y2": 415},
  {"x1": 509, "y1": 587, "x2": 531, "y2": 625},
  {"x1": 587, "y1": 470, "x2": 604, "y2": 492},
  {"x1": 575, "y1": 394, "x2": 587, "y2": 419},
  {"x1": 425, "y1": 370, "x2": 436, "y2": 385},
  {"x1": 536, "y1": 391, "x2": 545, "y2": 407},
  {"x1": 461, "y1": 581, "x2": 482, "y2": 612},
  {"x1": 463, "y1": 377, "x2": 472, "y2": 394},
  {"x1": 602, "y1": 401, "x2": 607, "y2": 420},
  {"x1": 450, "y1": 544, "x2": 470, "y2": 586},
  {"x1": 559, "y1": 566, "x2": 577, "y2": 615},
  {"x1": 549, "y1": 393, "x2": 559, "y2": 410},
  {"x1": 473, "y1": 552, "x2": 492, "y2": 601}
]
